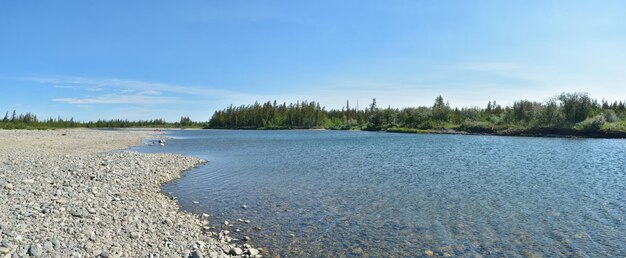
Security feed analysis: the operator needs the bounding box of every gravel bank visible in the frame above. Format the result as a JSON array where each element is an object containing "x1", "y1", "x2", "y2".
[{"x1": 0, "y1": 129, "x2": 258, "y2": 258}]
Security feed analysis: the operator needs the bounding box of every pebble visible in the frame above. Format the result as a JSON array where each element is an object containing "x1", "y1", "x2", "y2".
[
  {"x1": 130, "y1": 232, "x2": 141, "y2": 239},
  {"x1": 246, "y1": 248, "x2": 259, "y2": 255},
  {"x1": 243, "y1": 236, "x2": 251, "y2": 241},
  {"x1": 29, "y1": 244, "x2": 43, "y2": 257},
  {"x1": 244, "y1": 220, "x2": 251, "y2": 224},
  {"x1": 51, "y1": 239, "x2": 60, "y2": 250},
  {"x1": 425, "y1": 249, "x2": 434, "y2": 256},
  {"x1": 43, "y1": 241, "x2": 53, "y2": 251},
  {"x1": 241, "y1": 204, "x2": 248, "y2": 209},
  {"x1": 191, "y1": 250, "x2": 204, "y2": 258},
  {"x1": 0, "y1": 247, "x2": 12, "y2": 254},
  {"x1": 0, "y1": 129, "x2": 254, "y2": 257},
  {"x1": 229, "y1": 247, "x2": 243, "y2": 255}
]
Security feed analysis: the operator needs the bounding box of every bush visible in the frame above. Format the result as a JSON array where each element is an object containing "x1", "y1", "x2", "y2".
[
  {"x1": 603, "y1": 109, "x2": 619, "y2": 122},
  {"x1": 459, "y1": 121, "x2": 495, "y2": 133},
  {"x1": 601, "y1": 122, "x2": 626, "y2": 131},
  {"x1": 576, "y1": 115, "x2": 605, "y2": 130}
]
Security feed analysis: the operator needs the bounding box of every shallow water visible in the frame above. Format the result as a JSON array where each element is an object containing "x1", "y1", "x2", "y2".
[{"x1": 134, "y1": 130, "x2": 626, "y2": 257}]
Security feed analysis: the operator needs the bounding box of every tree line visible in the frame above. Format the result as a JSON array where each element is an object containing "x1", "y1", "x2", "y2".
[
  {"x1": 207, "y1": 92, "x2": 626, "y2": 134},
  {"x1": 0, "y1": 111, "x2": 204, "y2": 129}
]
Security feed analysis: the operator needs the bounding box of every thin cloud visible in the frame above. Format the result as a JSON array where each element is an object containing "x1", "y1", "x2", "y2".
[
  {"x1": 459, "y1": 63, "x2": 520, "y2": 72},
  {"x1": 24, "y1": 76, "x2": 269, "y2": 105},
  {"x1": 25, "y1": 76, "x2": 255, "y2": 100},
  {"x1": 52, "y1": 94, "x2": 178, "y2": 105}
]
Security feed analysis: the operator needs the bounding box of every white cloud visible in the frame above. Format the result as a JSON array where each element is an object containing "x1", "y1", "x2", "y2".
[{"x1": 52, "y1": 94, "x2": 178, "y2": 105}]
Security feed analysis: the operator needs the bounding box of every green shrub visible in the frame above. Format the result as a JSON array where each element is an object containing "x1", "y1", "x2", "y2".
[
  {"x1": 576, "y1": 115, "x2": 605, "y2": 130},
  {"x1": 603, "y1": 109, "x2": 619, "y2": 122},
  {"x1": 601, "y1": 121, "x2": 626, "y2": 131}
]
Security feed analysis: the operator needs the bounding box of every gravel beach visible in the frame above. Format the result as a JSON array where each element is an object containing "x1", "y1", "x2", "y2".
[{"x1": 0, "y1": 129, "x2": 257, "y2": 258}]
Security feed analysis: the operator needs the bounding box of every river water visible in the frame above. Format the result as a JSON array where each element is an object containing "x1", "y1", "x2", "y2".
[{"x1": 134, "y1": 130, "x2": 626, "y2": 257}]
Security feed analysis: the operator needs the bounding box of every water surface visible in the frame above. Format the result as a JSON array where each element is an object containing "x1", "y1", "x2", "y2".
[{"x1": 135, "y1": 130, "x2": 626, "y2": 257}]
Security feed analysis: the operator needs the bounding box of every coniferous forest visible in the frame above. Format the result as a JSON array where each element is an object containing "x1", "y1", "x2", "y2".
[
  {"x1": 3, "y1": 92, "x2": 626, "y2": 137},
  {"x1": 0, "y1": 112, "x2": 204, "y2": 130},
  {"x1": 207, "y1": 92, "x2": 626, "y2": 137}
]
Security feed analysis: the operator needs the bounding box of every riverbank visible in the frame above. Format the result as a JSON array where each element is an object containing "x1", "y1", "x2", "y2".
[
  {"x1": 0, "y1": 129, "x2": 256, "y2": 257},
  {"x1": 385, "y1": 127, "x2": 626, "y2": 138}
]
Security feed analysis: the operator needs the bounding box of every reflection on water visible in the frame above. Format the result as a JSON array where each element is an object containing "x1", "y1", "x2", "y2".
[{"x1": 134, "y1": 130, "x2": 626, "y2": 257}]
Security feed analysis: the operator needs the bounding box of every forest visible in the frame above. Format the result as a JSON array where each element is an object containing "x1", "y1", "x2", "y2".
[
  {"x1": 207, "y1": 92, "x2": 626, "y2": 137},
  {"x1": 3, "y1": 92, "x2": 626, "y2": 137},
  {"x1": 0, "y1": 111, "x2": 203, "y2": 129}
]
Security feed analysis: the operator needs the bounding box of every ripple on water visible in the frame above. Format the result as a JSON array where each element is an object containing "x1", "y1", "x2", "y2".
[{"x1": 134, "y1": 130, "x2": 626, "y2": 257}]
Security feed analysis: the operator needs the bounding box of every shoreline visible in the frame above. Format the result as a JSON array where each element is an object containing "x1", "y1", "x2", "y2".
[
  {"x1": 0, "y1": 129, "x2": 256, "y2": 257},
  {"x1": 203, "y1": 127, "x2": 626, "y2": 139},
  {"x1": 384, "y1": 127, "x2": 626, "y2": 139}
]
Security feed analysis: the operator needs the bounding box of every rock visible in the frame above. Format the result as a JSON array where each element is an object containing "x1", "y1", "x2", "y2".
[
  {"x1": 289, "y1": 233, "x2": 296, "y2": 238},
  {"x1": 28, "y1": 244, "x2": 43, "y2": 257},
  {"x1": 191, "y1": 250, "x2": 204, "y2": 258},
  {"x1": 224, "y1": 220, "x2": 229, "y2": 226},
  {"x1": 425, "y1": 249, "x2": 434, "y2": 257},
  {"x1": 229, "y1": 247, "x2": 243, "y2": 255},
  {"x1": 22, "y1": 179, "x2": 35, "y2": 184},
  {"x1": 42, "y1": 242, "x2": 53, "y2": 251},
  {"x1": 51, "y1": 239, "x2": 60, "y2": 250},
  {"x1": 0, "y1": 246, "x2": 12, "y2": 254},
  {"x1": 202, "y1": 213, "x2": 210, "y2": 218},
  {"x1": 243, "y1": 236, "x2": 251, "y2": 241},
  {"x1": 244, "y1": 220, "x2": 250, "y2": 224},
  {"x1": 87, "y1": 208, "x2": 97, "y2": 214},
  {"x1": 3, "y1": 183, "x2": 13, "y2": 190},
  {"x1": 241, "y1": 204, "x2": 248, "y2": 209},
  {"x1": 130, "y1": 232, "x2": 141, "y2": 239},
  {"x1": 98, "y1": 251, "x2": 110, "y2": 258},
  {"x1": 69, "y1": 209, "x2": 86, "y2": 218},
  {"x1": 246, "y1": 248, "x2": 259, "y2": 255},
  {"x1": 192, "y1": 201, "x2": 199, "y2": 204}
]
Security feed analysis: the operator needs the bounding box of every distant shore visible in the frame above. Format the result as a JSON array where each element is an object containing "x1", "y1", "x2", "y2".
[
  {"x1": 0, "y1": 129, "x2": 254, "y2": 257},
  {"x1": 384, "y1": 127, "x2": 626, "y2": 139}
]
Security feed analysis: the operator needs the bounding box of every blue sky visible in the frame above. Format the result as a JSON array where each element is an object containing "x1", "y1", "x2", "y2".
[{"x1": 1, "y1": 1, "x2": 625, "y2": 121}]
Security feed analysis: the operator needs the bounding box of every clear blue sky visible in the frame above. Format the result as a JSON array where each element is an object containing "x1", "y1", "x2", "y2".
[{"x1": 1, "y1": 1, "x2": 625, "y2": 121}]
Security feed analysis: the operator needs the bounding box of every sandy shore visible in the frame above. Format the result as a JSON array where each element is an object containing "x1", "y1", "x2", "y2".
[{"x1": 0, "y1": 129, "x2": 257, "y2": 258}]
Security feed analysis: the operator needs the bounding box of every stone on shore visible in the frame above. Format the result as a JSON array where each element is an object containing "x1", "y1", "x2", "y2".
[
  {"x1": 0, "y1": 129, "x2": 253, "y2": 257},
  {"x1": 229, "y1": 247, "x2": 243, "y2": 255}
]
